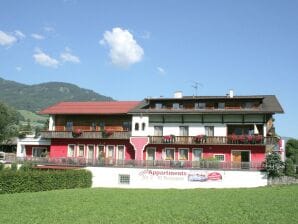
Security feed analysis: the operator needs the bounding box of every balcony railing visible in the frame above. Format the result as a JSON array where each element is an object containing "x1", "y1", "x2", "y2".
[
  {"x1": 40, "y1": 131, "x2": 131, "y2": 139},
  {"x1": 149, "y1": 135, "x2": 278, "y2": 145},
  {"x1": 16, "y1": 157, "x2": 265, "y2": 171}
]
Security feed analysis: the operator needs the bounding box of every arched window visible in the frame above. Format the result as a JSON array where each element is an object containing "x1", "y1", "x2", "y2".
[
  {"x1": 142, "y1": 122, "x2": 146, "y2": 131},
  {"x1": 135, "y1": 123, "x2": 139, "y2": 131}
]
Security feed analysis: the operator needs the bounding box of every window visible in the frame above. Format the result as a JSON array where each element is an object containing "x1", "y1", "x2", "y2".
[
  {"x1": 164, "y1": 148, "x2": 175, "y2": 160},
  {"x1": 205, "y1": 126, "x2": 214, "y2": 136},
  {"x1": 123, "y1": 121, "x2": 132, "y2": 131},
  {"x1": 179, "y1": 126, "x2": 189, "y2": 136},
  {"x1": 107, "y1": 145, "x2": 115, "y2": 158},
  {"x1": 98, "y1": 145, "x2": 105, "y2": 160},
  {"x1": 119, "y1": 174, "x2": 130, "y2": 184},
  {"x1": 147, "y1": 147, "x2": 156, "y2": 160},
  {"x1": 32, "y1": 147, "x2": 47, "y2": 157},
  {"x1": 78, "y1": 145, "x2": 85, "y2": 157},
  {"x1": 198, "y1": 102, "x2": 206, "y2": 109},
  {"x1": 214, "y1": 154, "x2": 225, "y2": 161},
  {"x1": 134, "y1": 123, "x2": 139, "y2": 131},
  {"x1": 91, "y1": 122, "x2": 96, "y2": 131},
  {"x1": 117, "y1": 145, "x2": 125, "y2": 160},
  {"x1": 68, "y1": 145, "x2": 75, "y2": 157},
  {"x1": 142, "y1": 122, "x2": 146, "y2": 131},
  {"x1": 87, "y1": 145, "x2": 95, "y2": 160},
  {"x1": 155, "y1": 103, "x2": 162, "y2": 109},
  {"x1": 218, "y1": 102, "x2": 225, "y2": 109},
  {"x1": 179, "y1": 148, "x2": 188, "y2": 160},
  {"x1": 192, "y1": 148, "x2": 202, "y2": 161},
  {"x1": 173, "y1": 103, "x2": 180, "y2": 109},
  {"x1": 98, "y1": 121, "x2": 105, "y2": 131},
  {"x1": 66, "y1": 121, "x2": 73, "y2": 131},
  {"x1": 154, "y1": 126, "x2": 163, "y2": 136}
]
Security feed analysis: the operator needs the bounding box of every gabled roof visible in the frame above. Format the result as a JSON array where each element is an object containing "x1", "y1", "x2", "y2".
[
  {"x1": 39, "y1": 101, "x2": 141, "y2": 115},
  {"x1": 129, "y1": 95, "x2": 284, "y2": 114}
]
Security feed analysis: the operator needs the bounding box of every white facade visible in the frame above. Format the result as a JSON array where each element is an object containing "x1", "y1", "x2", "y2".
[
  {"x1": 86, "y1": 167, "x2": 268, "y2": 189},
  {"x1": 17, "y1": 135, "x2": 51, "y2": 157},
  {"x1": 132, "y1": 115, "x2": 266, "y2": 137}
]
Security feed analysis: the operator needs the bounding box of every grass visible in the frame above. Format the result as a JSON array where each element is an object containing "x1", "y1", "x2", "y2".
[
  {"x1": 18, "y1": 109, "x2": 48, "y2": 127},
  {"x1": 0, "y1": 185, "x2": 297, "y2": 224}
]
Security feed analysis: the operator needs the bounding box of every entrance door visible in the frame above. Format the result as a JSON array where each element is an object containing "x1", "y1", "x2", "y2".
[
  {"x1": 232, "y1": 151, "x2": 250, "y2": 169},
  {"x1": 117, "y1": 146, "x2": 125, "y2": 165},
  {"x1": 87, "y1": 145, "x2": 95, "y2": 163}
]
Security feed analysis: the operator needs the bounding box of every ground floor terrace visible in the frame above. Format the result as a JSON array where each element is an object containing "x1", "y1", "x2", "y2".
[{"x1": 18, "y1": 138, "x2": 266, "y2": 170}]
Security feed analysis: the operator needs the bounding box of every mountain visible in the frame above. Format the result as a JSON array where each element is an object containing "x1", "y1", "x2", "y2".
[{"x1": 0, "y1": 77, "x2": 113, "y2": 112}]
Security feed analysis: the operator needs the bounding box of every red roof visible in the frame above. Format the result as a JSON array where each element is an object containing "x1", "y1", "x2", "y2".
[{"x1": 39, "y1": 101, "x2": 141, "y2": 115}]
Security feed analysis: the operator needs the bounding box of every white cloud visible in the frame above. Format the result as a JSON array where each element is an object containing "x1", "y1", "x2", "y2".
[
  {"x1": 100, "y1": 27, "x2": 144, "y2": 68},
  {"x1": 60, "y1": 48, "x2": 80, "y2": 63},
  {"x1": 31, "y1": 33, "x2": 45, "y2": 40},
  {"x1": 43, "y1": 26, "x2": 55, "y2": 33},
  {"x1": 16, "y1": 66, "x2": 22, "y2": 72},
  {"x1": 157, "y1": 66, "x2": 166, "y2": 75},
  {"x1": 0, "y1": 30, "x2": 17, "y2": 46},
  {"x1": 33, "y1": 48, "x2": 59, "y2": 68},
  {"x1": 14, "y1": 30, "x2": 26, "y2": 39}
]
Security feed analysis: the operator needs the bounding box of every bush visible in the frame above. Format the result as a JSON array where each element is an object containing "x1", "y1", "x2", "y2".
[
  {"x1": 265, "y1": 152, "x2": 284, "y2": 177},
  {"x1": 19, "y1": 161, "x2": 34, "y2": 171},
  {"x1": 10, "y1": 162, "x2": 18, "y2": 171},
  {"x1": 285, "y1": 158, "x2": 296, "y2": 177},
  {"x1": 0, "y1": 163, "x2": 4, "y2": 171},
  {"x1": 0, "y1": 169, "x2": 92, "y2": 194}
]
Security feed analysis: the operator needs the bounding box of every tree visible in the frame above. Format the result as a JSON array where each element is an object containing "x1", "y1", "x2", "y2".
[
  {"x1": 265, "y1": 152, "x2": 284, "y2": 177},
  {"x1": 0, "y1": 102, "x2": 20, "y2": 143},
  {"x1": 286, "y1": 138, "x2": 298, "y2": 164}
]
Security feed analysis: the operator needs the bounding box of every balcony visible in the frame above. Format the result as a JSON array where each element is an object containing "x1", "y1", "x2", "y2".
[
  {"x1": 15, "y1": 157, "x2": 265, "y2": 171},
  {"x1": 40, "y1": 131, "x2": 131, "y2": 139},
  {"x1": 149, "y1": 135, "x2": 278, "y2": 145}
]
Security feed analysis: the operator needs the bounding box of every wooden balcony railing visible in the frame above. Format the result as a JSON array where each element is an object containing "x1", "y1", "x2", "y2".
[
  {"x1": 40, "y1": 131, "x2": 131, "y2": 139},
  {"x1": 149, "y1": 135, "x2": 278, "y2": 145},
  {"x1": 15, "y1": 157, "x2": 265, "y2": 171}
]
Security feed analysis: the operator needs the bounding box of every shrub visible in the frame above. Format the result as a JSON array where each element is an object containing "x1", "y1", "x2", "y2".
[
  {"x1": 285, "y1": 158, "x2": 296, "y2": 177},
  {"x1": 0, "y1": 169, "x2": 92, "y2": 194},
  {"x1": 0, "y1": 163, "x2": 4, "y2": 171},
  {"x1": 10, "y1": 162, "x2": 18, "y2": 171},
  {"x1": 265, "y1": 152, "x2": 284, "y2": 177},
  {"x1": 19, "y1": 161, "x2": 34, "y2": 171}
]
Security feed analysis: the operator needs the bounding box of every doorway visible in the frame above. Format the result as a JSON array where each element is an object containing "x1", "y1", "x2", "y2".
[{"x1": 232, "y1": 150, "x2": 250, "y2": 169}]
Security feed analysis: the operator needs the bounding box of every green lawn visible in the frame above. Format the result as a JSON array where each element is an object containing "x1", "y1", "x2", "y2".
[{"x1": 0, "y1": 186, "x2": 297, "y2": 224}]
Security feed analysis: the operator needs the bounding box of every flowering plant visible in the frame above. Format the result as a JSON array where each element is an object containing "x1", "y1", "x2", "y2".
[
  {"x1": 72, "y1": 129, "x2": 82, "y2": 137},
  {"x1": 194, "y1": 135, "x2": 207, "y2": 143}
]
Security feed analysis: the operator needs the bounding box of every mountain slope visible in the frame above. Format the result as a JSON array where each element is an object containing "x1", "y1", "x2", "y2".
[{"x1": 0, "y1": 77, "x2": 113, "y2": 112}]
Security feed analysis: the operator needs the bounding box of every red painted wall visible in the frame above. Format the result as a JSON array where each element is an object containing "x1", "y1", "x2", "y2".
[
  {"x1": 144, "y1": 144, "x2": 265, "y2": 162},
  {"x1": 50, "y1": 139, "x2": 135, "y2": 160}
]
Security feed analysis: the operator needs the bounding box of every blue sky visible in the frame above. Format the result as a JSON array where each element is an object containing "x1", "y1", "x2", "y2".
[{"x1": 0, "y1": 0, "x2": 297, "y2": 138}]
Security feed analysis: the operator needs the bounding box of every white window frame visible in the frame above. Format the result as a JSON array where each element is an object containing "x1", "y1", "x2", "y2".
[
  {"x1": 192, "y1": 148, "x2": 203, "y2": 161},
  {"x1": 178, "y1": 148, "x2": 189, "y2": 161},
  {"x1": 163, "y1": 148, "x2": 175, "y2": 161},
  {"x1": 67, "y1": 144, "x2": 76, "y2": 157},
  {"x1": 97, "y1": 145, "x2": 105, "y2": 159},
  {"x1": 87, "y1": 144, "x2": 95, "y2": 160},
  {"x1": 106, "y1": 145, "x2": 115, "y2": 159},
  {"x1": 77, "y1": 144, "x2": 85, "y2": 157},
  {"x1": 116, "y1": 145, "x2": 126, "y2": 160},
  {"x1": 146, "y1": 147, "x2": 156, "y2": 160},
  {"x1": 213, "y1": 154, "x2": 225, "y2": 162}
]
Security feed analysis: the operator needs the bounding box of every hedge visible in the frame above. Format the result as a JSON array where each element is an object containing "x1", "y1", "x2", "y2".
[{"x1": 0, "y1": 169, "x2": 92, "y2": 194}]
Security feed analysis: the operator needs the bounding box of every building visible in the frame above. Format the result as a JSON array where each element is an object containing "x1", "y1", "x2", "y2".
[{"x1": 16, "y1": 91, "x2": 284, "y2": 170}]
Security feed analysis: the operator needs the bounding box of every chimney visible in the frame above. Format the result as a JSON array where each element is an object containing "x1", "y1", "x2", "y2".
[
  {"x1": 174, "y1": 91, "x2": 183, "y2": 98},
  {"x1": 228, "y1": 89, "x2": 234, "y2": 98}
]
